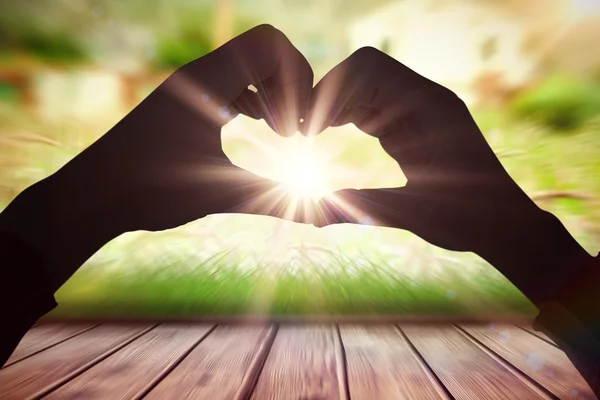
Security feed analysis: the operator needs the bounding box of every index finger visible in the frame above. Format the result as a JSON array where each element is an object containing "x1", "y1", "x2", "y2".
[
  {"x1": 304, "y1": 47, "x2": 432, "y2": 137},
  {"x1": 187, "y1": 24, "x2": 314, "y2": 135}
]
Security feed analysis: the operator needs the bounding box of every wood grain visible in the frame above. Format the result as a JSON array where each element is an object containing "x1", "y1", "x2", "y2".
[
  {"x1": 401, "y1": 324, "x2": 550, "y2": 400},
  {"x1": 519, "y1": 325, "x2": 558, "y2": 346},
  {"x1": 251, "y1": 325, "x2": 347, "y2": 400},
  {"x1": 145, "y1": 324, "x2": 274, "y2": 400},
  {"x1": 0, "y1": 322, "x2": 594, "y2": 400},
  {"x1": 340, "y1": 325, "x2": 449, "y2": 400},
  {"x1": 44, "y1": 324, "x2": 213, "y2": 400},
  {"x1": 4, "y1": 324, "x2": 98, "y2": 367},
  {"x1": 460, "y1": 324, "x2": 597, "y2": 400},
  {"x1": 0, "y1": 324, "x2": 152, "y2": 400}
]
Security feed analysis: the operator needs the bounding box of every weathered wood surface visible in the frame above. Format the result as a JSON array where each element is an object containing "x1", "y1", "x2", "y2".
[
  {"x1": 4, "y1": 323, "x2": 97, "y2": 367},
  {"x1": 0, "y1": 324, "x2": 153, "y2": 399},
  {"x1": 146, "y1": 325, "x2": 274, "y2": 400},
  {"x1": 460, "y1": 324, "x2": 595, "y2": 399},
  {"x1": 340, "y1": 325, "x2": 450, "y2": 399},
  {"x1": 0, "y1": 322, "x2": 595, "y2": 400},
  {"x1": 401, "y1": 325, "x2": 558, "y2": 399},
  {"x1": 45, "y1": 324, "x2": 213, "y2": 400},
  {"x1": 250, "y1": 325, "x2": 348, "y2": 400}
]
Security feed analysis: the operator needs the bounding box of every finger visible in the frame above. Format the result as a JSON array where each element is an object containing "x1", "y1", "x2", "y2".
[
  {"x1": 199, "y1": 167, "x2": 322, "y2": 225},
  {"x1": 315, "y1": 187, "x2": 481, "y2": 254},
  {"x1": 230, "y1": 89, "x2": 263, "y2": 120},
  {"x1": 185, "y1": 25, "x2": 314, "y2": 135},
  {"x1": 304, "y1": 46, "x2": 430, "y2": 137},
  {"x1": 230, "y1": 85, "x2": 297, "y2": 134},
  {"x1": 314, "y1": 187, "x2": 422, "y2": 232},
  {"x1": 147, "y1": 164, "x2": 317, "y2": 230}
]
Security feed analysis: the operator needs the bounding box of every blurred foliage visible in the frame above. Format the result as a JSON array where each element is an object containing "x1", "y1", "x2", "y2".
[
  {"x1": 0, "y1": 27, "x2": 88, "y2": 62},
  {"x1": 152, "y1": 7, "x2": 260, "y2": 69},
  {"x1": 471, "y1": 108, "x2": 510, "y2": 134},
  {"x1": 154, "y1": 28, "x2": 212, "y2": 69},
  {"x1": 510, "y1": 74, "x2": 600, "y2": 130},
  {"x1": 0, "y1": 1, "x2": 90, "y2": 62},
  {"x1": 0, "y1": 83, "x2": 18, "y2": 102}
]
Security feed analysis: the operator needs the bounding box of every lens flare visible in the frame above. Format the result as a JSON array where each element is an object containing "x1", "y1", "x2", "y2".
[{"x1": 274, "y1": 137, "x2": 330, "y2": 201}]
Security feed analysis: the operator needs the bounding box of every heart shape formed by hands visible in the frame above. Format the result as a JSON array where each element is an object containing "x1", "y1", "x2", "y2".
[{"x1": 216, "y1": 34, "x2": 568, "y2": 305}]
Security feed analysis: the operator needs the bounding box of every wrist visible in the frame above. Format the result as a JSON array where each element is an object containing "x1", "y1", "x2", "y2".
[
  {"x1": 554, "y1": 255, "x2": 600, "y2": 336},
  {"x1": 481, "y1": 203, "x2": 593, "y2": 304},
  {"x1": 0, "y1": 174, "x2": 122, "y2": 291}
]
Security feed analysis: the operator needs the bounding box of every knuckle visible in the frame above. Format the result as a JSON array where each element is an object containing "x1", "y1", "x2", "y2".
[
  {"x1": 445, "y1": 89, "x2": 467, "y2": 109},
  {"x1": 352, "y1": 46, "x2": 383, "y2": 60},
  {"x1": 430, "y1": 84, "x2": 464, "y2": 105},
  {"x1": 250, "y1": 24, "x2": 286, "y2": 42},
  {"x1": 346, "y1": 47, "x2": 386, "y2": 76}
]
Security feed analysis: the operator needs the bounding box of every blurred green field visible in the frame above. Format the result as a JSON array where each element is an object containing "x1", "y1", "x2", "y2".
[
  {"x1": 50, "y1": 248, "x2": 535, "y2": 318},
  {"x1": 2, "y1": 96, "x2": 598, "y2": 318},
  {"x1": 2, "y1": 0, "x2": 600, "y2": 318}
]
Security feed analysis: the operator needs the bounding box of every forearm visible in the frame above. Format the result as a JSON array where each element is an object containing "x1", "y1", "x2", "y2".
[
  {"x1": 534, "y1": 295, "x2": 600, "y2": 397},
  {"x1": 0, "y1": 175, "x2": 121, "y2": 292},
  {"x1": 482, "y1": 207, "x2": 600, "y2": 395},
  {"x1": 0, "y1": 231, "x2": 57, "y2": 366},
  {"x1": 0, "y1": 177, "x2": 119, "y2": 366},
  {"x1": 531, "y1": 252, "x2": 600, "y2": 396},
  {"x1": 477, "y1": 201, "x2": 592, "y2": 303}
]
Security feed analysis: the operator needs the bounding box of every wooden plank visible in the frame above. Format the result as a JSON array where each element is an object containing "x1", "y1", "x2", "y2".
[
  {"x1": 4, "y1": 324, "x2": 98, "y2": 367},
  {"x1": 44, "y1": 324, "x2": 213, "y2": 400},
  {"x1": 401, "y1": 324, "x2": 551, "y2": 399},
  {"x1": 460, "y1": 324, "x2": 597, "y2": 400},
  {"x1": 340, "y1": 325, "x2": 450, "y2": 399},
  {"x1": 0, "y1": 324, "x2": 153, "y2": 399},
  {"x1": 145, "y1": 324, "x2": 274, "y2": 400},
  {"x1": 250, "y1": 325, "x2": 347, "y2": 400},
  {"x1": 519, "y1": 325, "x2": 558, "y2": 346}
]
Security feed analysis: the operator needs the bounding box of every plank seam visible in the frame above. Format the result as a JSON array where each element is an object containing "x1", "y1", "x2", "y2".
[
  {"x1": 515, "y1": 325, "x2": 559, "y2": 348},
  {"x1": 32, "y1": 324, "x2": 158, "y2": 400},
  {"x1": 3, "y1": 324, "x2": 102, "y2": 368},
  {"x1": 395, "y1": 325, "x2": 455, "y2": 400},
  {"x1": 235, "y1": 324, "x2": 279, "y2": 400},
  {"x1": 334, "y1": 325, "x2": 351, "y2": 400},
  {"x1": 135, "y1": 324, "x2": 218, "y2": 400},
  {"x1": 453, "y1": 325, "x2": 558, "y2": 400}
]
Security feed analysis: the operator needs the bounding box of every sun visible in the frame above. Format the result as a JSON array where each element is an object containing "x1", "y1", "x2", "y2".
[
  {"x1": 279, "y1": 150, "x2": 326, "y2": 199},
  {"x1": 273, "y1": 135, "x2": 330, "y2": 201}
]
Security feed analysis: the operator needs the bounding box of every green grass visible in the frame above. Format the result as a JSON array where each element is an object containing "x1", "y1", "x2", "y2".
[{"x1": 50, "y1": 248, "x2": 535, "y2": 318}]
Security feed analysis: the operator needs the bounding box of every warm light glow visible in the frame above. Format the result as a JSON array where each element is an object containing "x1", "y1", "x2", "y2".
[
  {"x1": 221, "y1": 114, "x2": 405, "y2": 227},
  {"x1": 272, "y1": 136, "x2": 330, "y2": 201}
]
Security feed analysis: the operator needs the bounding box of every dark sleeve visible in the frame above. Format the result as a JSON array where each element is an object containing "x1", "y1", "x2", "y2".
[
  {"x1": 0, "y1": 231, "x2": 57, "y2": 367},
  {"x1": 533, "y1": 254, "x2": 600, "y2": 396}
]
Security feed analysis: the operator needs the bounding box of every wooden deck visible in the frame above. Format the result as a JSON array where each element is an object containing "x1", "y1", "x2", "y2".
[{"x1": 0, "y1": 322, "x2": 596, "y2": 399}]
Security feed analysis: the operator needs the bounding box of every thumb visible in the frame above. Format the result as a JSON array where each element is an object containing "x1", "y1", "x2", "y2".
[
  {"x1": 214, "y1": 170, "x2": 321, "y2": 225},
  {"x1": 315, "y1": 187, "x2": 421, "y2": 231}
]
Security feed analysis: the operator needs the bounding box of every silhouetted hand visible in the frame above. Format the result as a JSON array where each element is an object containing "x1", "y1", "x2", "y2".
[
  {"x1": 309, "y1": 47, "x2": 591, "y2": 302},
  {"x1": 0, "y1": 25, "x2": 314, "y2": 289}
]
